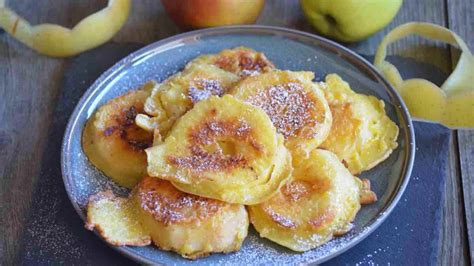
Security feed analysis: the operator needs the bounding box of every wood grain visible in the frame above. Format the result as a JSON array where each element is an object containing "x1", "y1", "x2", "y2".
[
  {"x1": 439, "y1": 135, "x2": 470, "y2": 265},
  {"x1": 0, "y1": 0, "x2": 472, "y2": 265},
  {"x1": 447, "y1": 0, "x2": 474, "y2": 263},
  {"x1": 457, "y1": 130, "x2": 474, "y2": 264},
  {"x1": 0, "y1": 1, "x2": 73, "y2": 263}
]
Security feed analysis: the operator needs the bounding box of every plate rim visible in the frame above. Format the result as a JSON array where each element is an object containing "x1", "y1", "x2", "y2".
[{"x1": 61, "y1": 25, "x2": 415, "y2": 265}]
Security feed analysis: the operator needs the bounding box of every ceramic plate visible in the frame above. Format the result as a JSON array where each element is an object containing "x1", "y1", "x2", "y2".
[{"x1": 62, "y1": 26, "x2": 415, "y2": 265}]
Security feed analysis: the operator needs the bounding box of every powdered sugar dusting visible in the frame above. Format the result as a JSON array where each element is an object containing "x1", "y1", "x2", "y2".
[
  {"x1": 167, "y1": 119, "x2": 258, "y2": 173},
  {"x1": 240, "y1": 69, "x2": 261, "y2": 77},
  {"x1": 247, "y1": 82, "x2": 318, "y2": 139},
  {"x1": 211, "y1": 226, "x2": 373, "y2": 265},
  {"x1": 71, "y1": 159, "x2": 129, "y2": 207},
  {"x1": 188, "y1": 79, "x2": 225, "y2": 103},
  {"x1": 263, "y1": 207, "x2": 297, "y2": 229},
  {"x1": 137, "y1": 178, "x2": 222, "y2": 225},
  {"x1": 188, "y1": 87, "x2": 212, "y2": 103}
]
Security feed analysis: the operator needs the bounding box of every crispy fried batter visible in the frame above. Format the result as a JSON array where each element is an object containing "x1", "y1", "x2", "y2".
[
  {"x1": 135, "y1": 177, "x2": 224, "y2": 225},
  {"x1": 146, "y1": 95, "x2": 292, "y2": 205},
  {"x1": 86, "y1": 191, "x2": 151, "y2": 246},
  {"x1": 137, "y1": 63, "x2": 239, "y2": 140},
  {"x1": 249, "y1": 149, "x2": 371, "y2": 252},
  {"x1": 136, "y1": 47, "x2": 276, "y2": 141},
  {"x1": 82, "y1": 81, "x2": 155, "y2": 188},
  {"x1": 358, "y1": 178, "x2": 378, "y2": 204},
  {"x1": 133, "y1": 177, "x2": 249, "y2": 259},
  {"x1": 188, "y1": 47, "x2": 275, "y2": 77},
  {"x1": 86, "y1": 177, "x2": 249, "y2": 260},
  {"x1": 231, "y1": 70, "x2": 332, "y2": 164},
  {"x1": 319, "y1": 74, "x2": 399, "y2": 174}
]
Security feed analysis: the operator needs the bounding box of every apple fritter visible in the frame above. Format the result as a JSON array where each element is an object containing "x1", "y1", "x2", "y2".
[
  {"x1": 82, "y1": 81, "x2": 155, "y2": 188},
  {"x1": 248, "y1": 149, "x2": 374, "y2": 252},
  {"x1": 319, "y1": 74, "x2": 399, "y2": 174},
  {"x1": 85, "y1": 191, "x2": 151, "y2": 246},
  {"x1": 85, "y1": 177, "x2": 249, "y2": 259},
  {"x1": 136, "y1": 63, "x2": 240, "y2": 140},
  {"x1": 146, "y1": 95, "x2": 293, "y2": 205},
  {"x1": 186, "y1": 46, "x2": 275, "y2": 77},
  {"x1": 231, "y1": 70, "x2": 332, "y2": 164},
  {"x1": 132, "y1": 176, "x2": 249, "y2": 259},
  {"x1": 137, "y1": 47, "x2": 276, "y2": 141}
]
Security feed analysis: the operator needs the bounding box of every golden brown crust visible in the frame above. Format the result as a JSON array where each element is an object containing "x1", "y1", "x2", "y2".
[
  {"x1": 85, "y1": 191, "x2": 152, "y2": 246},
  {"x1": 167, "y1": 117, "x2": 262, "y2": 173},
  {"x1": 231, "y1": 71, "x2": 332, "y2": 163},
  {"x1": 212, "y1": 47, "x2": 275, "y2": 77},
  {"x1": 281, "y1": 180, "x2": 311, "y2": 202},
  {"x1": 327, "y1": 102, "x2": 360, "y2": 144},
  {"x1": 308, "y1": 209, "x2": 336, "y2": 229},
  {"x1": 133, "y1": 176, "x2": 249, "y2": 259},
  {"x1": 82, "y1": 86, "x2": 154, "y2": 188},
  {"x1": 187, "y1": 78, "x2": 227, "y2": 103},
  {"x1": 248, "y1": 149, "x2": 363, "y2": 252},
  {"x1": 146, "y1": 95, "x2": 291, "y2": 205},
  {"x1": 136, "y1": 176, "x2": 225, "y2": 225},
  {"x1": 319, "y1": 74, "x2": 399, "y2": 174},
  {"x1": 262, "y1": 178, "x2": 335, "y2": 230},
  {"x1": 85, "y1": 190, "x2": 116, "y2": 231},
  {"x1": 188, "y1": 116, "x2": 259, "y2": 150},
  {"x1": 359, "y1": 178, "x2": 378, "y2": 205},
  {"x1": 262, "y1": 207, "x2": 297, "y2": 229},
  {"x1": 99, "y1": 94, "x2": 153, "y2": 153}
]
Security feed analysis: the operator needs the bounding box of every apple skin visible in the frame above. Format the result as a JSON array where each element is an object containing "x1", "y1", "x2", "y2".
[
  {"x1": 161, "y1": 0, "x2": 265, "y2": 29},
  {"x1": 301, "y1": 0, "x2": 403, "y2": 42}
]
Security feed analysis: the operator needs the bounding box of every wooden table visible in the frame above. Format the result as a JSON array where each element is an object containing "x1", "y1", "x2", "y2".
[{"x1": 0, "y1": 1, "x2": 472, "y2": 264}]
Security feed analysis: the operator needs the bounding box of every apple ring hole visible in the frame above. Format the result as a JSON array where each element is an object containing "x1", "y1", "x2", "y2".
[{"x1": 202, "y1": 139, "x2": 238, "y2": 157}]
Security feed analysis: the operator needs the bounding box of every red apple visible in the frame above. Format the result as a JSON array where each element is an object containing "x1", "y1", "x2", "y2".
[{"x1": 161, "y1": 0, "x2": 265, "y2": 29}]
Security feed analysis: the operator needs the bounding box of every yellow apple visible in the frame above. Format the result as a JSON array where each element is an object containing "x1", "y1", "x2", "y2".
[
  {"x1": 300, "y1": 0, "x2": 402, "y2": 42},
  {"x1": 161, "y1": 0, "x2": 265, "y2": 29}
]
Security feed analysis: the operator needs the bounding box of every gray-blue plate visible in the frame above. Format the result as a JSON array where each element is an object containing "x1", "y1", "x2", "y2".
[{"x1": 61, "y1": 26, "x2": 415, "y2": 265}]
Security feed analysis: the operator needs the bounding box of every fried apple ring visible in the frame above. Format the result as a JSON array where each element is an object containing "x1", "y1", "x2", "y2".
[
  {"x1": 319, "y1": 74, "x2": 399, "y2": 175},
  {"x1": 82, "y1": 81, "x2": 155, "y2": 188},
  {"x1": 187, "y1": 46, "x2": 276, "y2": 77},
  {"x1": 146, "y1": 95, "x2": 292, "y2": 205},
  {"x1": 86, "y1": 177, "x2": 249, "y2": 259},
  {"x1": 85, "y1": 191, "x2": 151, "y2": 246},
  {"x1": 248, "y1": 149, "x2": 373, "y2": 252},
  {"x1": 231, "y1": 70, "x2": 332, "y2": 164},
  {"x1": 132, "y1": 176, "x2": 249, "y2": 259},
  {"x1": 136, "y1": 47, "x2": 276, "y2": 140},
  {"x1": 136, "y1": 63, "x2": 240, "y2": 140}
]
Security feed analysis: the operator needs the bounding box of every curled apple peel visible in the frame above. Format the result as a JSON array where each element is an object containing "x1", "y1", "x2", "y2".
[
  {"x1": 0, "y1": 0, "x2": 131, "y2": 57},
  {"x1": 374, "y1": 22, "x2": 474, "y2": 129}
]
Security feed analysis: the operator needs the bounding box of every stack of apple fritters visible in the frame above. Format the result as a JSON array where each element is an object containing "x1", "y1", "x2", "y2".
[{"x1": 83, "y1": 47, "x2": 398, "y2": 259}]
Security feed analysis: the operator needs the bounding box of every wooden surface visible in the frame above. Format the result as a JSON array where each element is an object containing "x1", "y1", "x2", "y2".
[
  {"x1": 0, "y1": 0, "x2": 472, "y2": 264},
  {"x1": 447, "y1": 1, "x2": 474, "y2": 263}
]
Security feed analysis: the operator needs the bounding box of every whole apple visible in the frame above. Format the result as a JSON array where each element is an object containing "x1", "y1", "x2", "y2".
[
  {"x1": 161, "y1": 0, "x2": 265, "y2": 29},
  {"x1": 301, "y1": 0, "x2": 402, "y2": 42}
]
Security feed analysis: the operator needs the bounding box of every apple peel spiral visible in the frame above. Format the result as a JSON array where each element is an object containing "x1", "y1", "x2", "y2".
[
  {"x1": 0, "y1": 0, "x2": 131, "y2": 57},
  {"x1": 374, "y1": 22, "x2": 474, "y2": 129}
]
